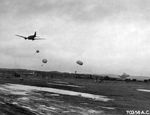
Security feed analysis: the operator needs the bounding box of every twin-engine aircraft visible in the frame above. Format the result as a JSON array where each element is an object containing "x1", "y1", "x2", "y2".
[{"x1": 16, "y1": 32, "x2": 45, "y2": 40}]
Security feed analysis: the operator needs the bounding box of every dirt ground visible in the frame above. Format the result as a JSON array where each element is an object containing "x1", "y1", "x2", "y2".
[{"x1": 0, "y1": 76, "x2": 150, "y2": 115}]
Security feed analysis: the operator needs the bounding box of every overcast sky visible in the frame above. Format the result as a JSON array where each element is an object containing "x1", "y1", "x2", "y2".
[{"x1": 1, "y1": 0, "x2": 150, "y2": 76}]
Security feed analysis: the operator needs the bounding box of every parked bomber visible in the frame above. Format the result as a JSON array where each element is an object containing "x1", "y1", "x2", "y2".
[{"x1": 16, "y1": 32, "x2": 45, "y2": 40}]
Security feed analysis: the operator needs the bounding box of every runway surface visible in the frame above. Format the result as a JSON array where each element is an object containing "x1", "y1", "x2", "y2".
[{"x1": 0, "y1": 83, "x2": 114, "y2": 115}]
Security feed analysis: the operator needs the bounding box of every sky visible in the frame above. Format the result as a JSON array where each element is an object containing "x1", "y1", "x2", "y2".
[{"x1": 1, "y1": 0, "x2": 150, "y2": 76}]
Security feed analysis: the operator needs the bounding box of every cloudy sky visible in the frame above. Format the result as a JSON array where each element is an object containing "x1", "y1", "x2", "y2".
[{"x1": 1, "y1": 0, "x2": 150, "y2": 76}]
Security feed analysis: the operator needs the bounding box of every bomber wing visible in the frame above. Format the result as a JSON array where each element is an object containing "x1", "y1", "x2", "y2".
[
  {"x1": 16, "y1": 35, "x2": 27, "y2": 39},
  {"x1": 34, "y1": 37, "x2": 45, "y2": 40}
]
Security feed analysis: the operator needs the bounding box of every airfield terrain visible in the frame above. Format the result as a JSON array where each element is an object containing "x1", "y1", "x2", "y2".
[{"x1": 0, "y1": 72, "x2": 150, "y2": 115}]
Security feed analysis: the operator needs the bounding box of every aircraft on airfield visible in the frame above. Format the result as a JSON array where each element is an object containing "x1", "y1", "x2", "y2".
[
  {"x1": 119, "y1": 73, "x2": 130, "y2": 80},
  {"x1": 16, "y1": 32, "x2": 45, "y2": 40}
]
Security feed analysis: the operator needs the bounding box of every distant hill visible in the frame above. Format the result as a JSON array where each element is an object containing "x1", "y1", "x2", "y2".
[
  {"x1": 95, "y1": 73, "x2": 150, "y2": 81},
  {"x1": 0, "y1": 68, "x2": 61, "y2": 74},
  {"x1": 0, "y1": 68, "x2": 150, "y2": 80},
  {"x1": 94, "y1": 74, "x2": 119, "y2": 78},
  {"x1": 129, "y1": 75, "x2": 150, "y2": 81}
]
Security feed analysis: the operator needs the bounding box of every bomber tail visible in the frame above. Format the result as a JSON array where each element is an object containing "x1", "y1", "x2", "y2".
[{"x1": 34, "y1": 32, "x2": 36, "y2": 37}]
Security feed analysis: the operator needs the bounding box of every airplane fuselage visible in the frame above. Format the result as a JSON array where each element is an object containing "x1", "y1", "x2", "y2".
[{"x1": 27, "y1": 35, "x2": 35, "y2": 40}]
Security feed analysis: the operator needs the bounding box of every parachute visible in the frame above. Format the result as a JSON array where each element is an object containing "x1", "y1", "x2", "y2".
[
  {"x1": 36, "y1": 50, "x2": 40, "y2": 53},
  {"x1": 42, "y1": 59, "x2": 48, "y2": 63},
  {"x1": 76, "y1": 60, "x2": 83, "y2": 65}
]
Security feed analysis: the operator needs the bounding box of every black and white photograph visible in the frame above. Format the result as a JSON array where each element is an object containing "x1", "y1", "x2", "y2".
[{"x1": 0, "y1": 0, "x2": 150, "y2": 115}]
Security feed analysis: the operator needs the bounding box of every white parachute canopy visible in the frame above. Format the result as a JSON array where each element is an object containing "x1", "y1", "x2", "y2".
[
  {"x1": 76, "y1": 60, "x2": 83, "y2": 65},
  {"x1": 42, "y1": 59, "x2": 48, "y2": 64}
]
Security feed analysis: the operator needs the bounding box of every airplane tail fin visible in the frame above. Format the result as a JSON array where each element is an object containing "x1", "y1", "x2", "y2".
[{"x1": 34, "y1": 32, "x2": 36, "y2": 37}]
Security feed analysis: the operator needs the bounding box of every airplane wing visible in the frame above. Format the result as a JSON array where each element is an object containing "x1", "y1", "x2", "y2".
[
  {"x1": 34, "y1": 37, "x2": 45, "y2": 40},
  {"x1": 16, "y1": 35, "x2": 27, "y2": 39}
]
